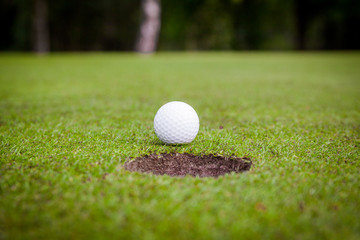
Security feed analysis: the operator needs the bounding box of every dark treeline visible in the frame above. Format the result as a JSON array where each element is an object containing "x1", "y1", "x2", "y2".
[{"x1": 1, "y1": 0, "x2": 359, "y2": 51}]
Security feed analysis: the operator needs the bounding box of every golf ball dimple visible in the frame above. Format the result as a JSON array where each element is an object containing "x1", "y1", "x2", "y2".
[{"x1": 154, "y1": 101, "x2": 200, "y2": 144}]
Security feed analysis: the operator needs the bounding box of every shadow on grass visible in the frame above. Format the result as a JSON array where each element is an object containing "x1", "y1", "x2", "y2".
[{"x1": 146, "y1": 138, "x2": 193, "y2": 148}]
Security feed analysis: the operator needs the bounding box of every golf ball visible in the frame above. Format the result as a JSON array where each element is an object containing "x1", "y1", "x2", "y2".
[{"x1": 154, "y1": 101, "x2": 200, "y2": 144}]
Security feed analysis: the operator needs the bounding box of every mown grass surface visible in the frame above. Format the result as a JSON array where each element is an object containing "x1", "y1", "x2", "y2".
[{"x1": 0, "y1": 52, "x2": 359, "y2": 240}]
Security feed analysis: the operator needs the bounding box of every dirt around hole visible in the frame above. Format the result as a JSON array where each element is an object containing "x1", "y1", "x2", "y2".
[{"x1": 124, "y1": 153, "x2": 252, "y2": 178}]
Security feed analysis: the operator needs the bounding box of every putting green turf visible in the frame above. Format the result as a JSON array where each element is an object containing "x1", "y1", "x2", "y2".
[{"x1": 0, "y1": 52, "x2": 359, "y2": 239}]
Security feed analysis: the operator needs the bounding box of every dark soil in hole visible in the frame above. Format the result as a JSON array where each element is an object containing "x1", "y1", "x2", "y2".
[{"x1": 124, "y1": 153, "x2": 252, "y2": 178}]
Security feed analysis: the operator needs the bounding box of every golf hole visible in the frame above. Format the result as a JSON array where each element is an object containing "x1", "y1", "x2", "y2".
[{"x1": 124, "y1": 153, "x2": 252, "y2": 178}]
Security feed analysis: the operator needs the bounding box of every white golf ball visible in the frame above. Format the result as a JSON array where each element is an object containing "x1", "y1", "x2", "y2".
[{"x1": 154, "y1": 101, "x2": 200, "y2": 144}]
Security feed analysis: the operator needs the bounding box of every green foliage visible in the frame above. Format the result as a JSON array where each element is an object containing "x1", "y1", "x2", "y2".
[
  {"x1": 0, "y1": 53, "x2": 360, "y2": 239},
  {"x1": 1, "y1": 0, "x2": 359, "y2": 51}
]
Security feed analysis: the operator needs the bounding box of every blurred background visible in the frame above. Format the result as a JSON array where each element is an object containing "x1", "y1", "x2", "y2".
[{"x1": 1, "y1": 0, "x2": 359, "y2": 53}]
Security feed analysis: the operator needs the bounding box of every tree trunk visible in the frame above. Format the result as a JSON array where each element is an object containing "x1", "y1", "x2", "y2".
[
  {"x1": 33, "y1": 0, "x2": 49, "y2": 54},
  {"x1": 294, "y1": 0, "x2": 306, "y2": 50},
  {"x1": 294, "y1": 0, "x2": 313, "y2": 50},
  {"x1": 136, "y1": 0, "x2": 161, "y2": 53}
]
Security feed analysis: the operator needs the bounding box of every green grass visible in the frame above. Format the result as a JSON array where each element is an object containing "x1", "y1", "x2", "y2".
[{"x1": 0, "y1": 52, "x2": 359, "y2": 240}]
